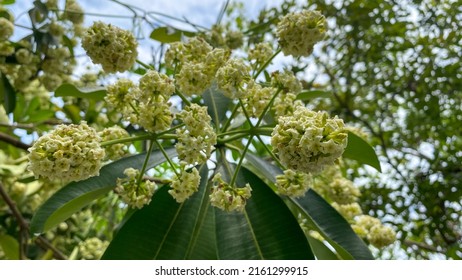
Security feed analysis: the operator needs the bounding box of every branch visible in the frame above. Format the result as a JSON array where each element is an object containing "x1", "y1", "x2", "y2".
[
  {"x1": 0, "y1": 182, "x2": 67, "y2": 260},
  {"x1": 402, "y1": 239, "x2": 444, "y2": 254},
  {"x1": 0, "y1": 132, "x2": 31, "y2": 151}
]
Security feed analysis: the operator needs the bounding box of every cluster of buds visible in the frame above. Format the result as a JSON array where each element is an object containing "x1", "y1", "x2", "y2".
[
  {"x1": 210, "y1": 173, "x2": 252, "y2": 212},
  {"x1": 27, "y1": 122, "x2": 105, "y2": 182},
  {"x1": 115, "y1": 168, "x2": 156, "y2": 209},
  {"x1": 82, "y1": 21, "x2": 138, "y2": 73}
]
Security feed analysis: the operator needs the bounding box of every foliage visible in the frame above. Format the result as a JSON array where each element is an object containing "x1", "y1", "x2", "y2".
[{"x1": 0, "y1": 0, "x2": 432, "y2": 260}]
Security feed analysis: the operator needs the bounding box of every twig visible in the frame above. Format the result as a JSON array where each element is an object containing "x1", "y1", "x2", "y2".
[
  {"x1": 0, "y1": 182, "x2": 67, "y2": 260},
  {"x1": 0, "y1": 132, "x2": 31, "y2": 151}
]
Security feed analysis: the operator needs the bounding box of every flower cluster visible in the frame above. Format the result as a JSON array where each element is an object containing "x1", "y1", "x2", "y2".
[
  {"x1": 82, "y1": 21, "x2": 138, "y2": 73},
  {"x1": 271, "y1": 106, "x2": 348, "y2": 175},
  {"x1": 248, "y1": 42, "x2": 273, "y2": 69},
  {"x1": 115, "y1": 168, "x2": 156, "y2": 209},
  {"x1": 176, "y1": 104, "x2": 217, "y2": 165},
  {"x1": 105, "y1": 71, "x2": 174, "y2": 133},
  {"x1": 210, "y1": 173, "x2": 252, "y2": 212},
  {"x1": 169, "y1": 38, "x2": 230, "y2": 96},
  {"x1": 242, "y1": 82, "x2": 274, "y2": 118},
  {"x1": 98, "y1": 126, "x2": 130, "y2": 161},
  {"x1": 352, "y1": 215, "x2": 396, "y2": 248},
  {"x1": 328, "y1": 177, "x2": 361, "y2": 205},
  {"x1": 78, "y1": 237, "x2": 109, "y2": 260},
  {"x1": 27, "y1": 122, "x2": 105, "y2": 182},
  {"x1": 0, "y1": 17, "x2": 14, "y2": 41},
  {"x1": 216, "y1": 58, "x2": 252, "y2": 99},
  {"x1": 63, "y1": 0, "x2": 84, "y2": 25},
  {"x1": 276, "y1": 169, "x2": 312, "y2": 197},
  {"x1": 168, "y1": 165, "x2": 201, "y2": 203},
  {"x1": 276, "y1": 10, "x2": 327, "y2": 57},
  {"x1": 331, "y1": 202, "x2": 362, "y2": 221}
]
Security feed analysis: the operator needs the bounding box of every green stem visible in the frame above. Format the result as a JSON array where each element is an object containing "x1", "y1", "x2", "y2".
[
  {"x1": 137, "y1": 140, "x2": 155, "y2": 186},
  {"x1": 136, "y1": 59, "x2": 154, "y2": 70},
  {"x1": 176, "y1": 90, "x2": 192, "y2": 107},
  {"x1": 255, "y1": 134, "x2": 284, "y2": 168},
  {"x1": 217, "y1": 128, "x2": 251, "y2": 137},
  {"x1": 229, "y1": 135, "x2": 254, "y2": 186},
  {"x1": 217, "y1": 132, "x2": 248, "y2": 144},
  {"x1": 253, "y1": 48, "x2": 281, "y2": 79},
  {"x1": 101, "y1": 133, "x2": 151, "y2": 147},
  {"x1": 255, "y1": 88, "x2": 282, "y2": 127},
  {"x1": 222, "y1": 102, "x2": 240, "y2": 132},
  {"x1": 154, "y1": 139, "x2": 180, "y2": 176}
]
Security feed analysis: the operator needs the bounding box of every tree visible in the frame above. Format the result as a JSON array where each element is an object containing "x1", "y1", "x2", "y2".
[{"x1": 1, "y1": 0, "x2": 408, "y2": 260}]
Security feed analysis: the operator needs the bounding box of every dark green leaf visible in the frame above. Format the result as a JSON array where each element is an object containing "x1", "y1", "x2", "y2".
[
  {"x1": 30, "y1": 147, "x2": 176, "y2": 234},
  {"x1": 343, "y1": 131, "x2": 381, "y2": 172},
  {"x1": 54, "y1": 83, "x2": 106, "y2": 101},
  {"x1": 149, "y1": 27, "x2": 195, "y2": 43},
  {"x1": 215, "y1": 167, "x2": 314, "y2": 260},
  {"x1": 0, "y1": 234, "x2": 19, "y2": 260},
  {"x1": 25, "y1": 109, "x2": 55, "y2": 123},
  {"x1": 102, "y1": 165, "x2": 214, "y2": 260},
  {"x1": 296, "y1": 90, "x2": 331, "y2": 100},
  {"x1": 203, "y1": 84, "x2": 232, "y2": 126},
  {"x1": 244, "y1": 152, "x2": 282, "y2": 184},
  {"x1": 290, "y1": 189, "x2": 374, "y2": 260},
  {"x1": 0, "y1": 72, "x2": 16, "y2": 114}
]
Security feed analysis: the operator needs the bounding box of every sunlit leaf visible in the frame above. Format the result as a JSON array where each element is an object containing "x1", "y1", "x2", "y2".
[
  {"x1": 150, "y1": 26, "x2": 195, "y2": 43},
  {"x1": 102, "y1": 165, "x2": 214, "y2": 259},
  {"x1": 30, "y1": 147, "x2": 176, "y2": 234},
  {"x1": 307, "y1": 235, "x2": 339, "y2": 260},
  {"x1": 343, "y1": 131, "x2": 382, "y2": 172},
  {"x1": 0, "y1": 234, "x2": 19, "y2": 260},
  {"x1": 54, "y1": 83, "x2": 106, "y2": 101}
]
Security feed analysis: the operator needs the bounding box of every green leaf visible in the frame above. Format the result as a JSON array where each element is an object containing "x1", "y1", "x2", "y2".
[
  {"x1": 343, "y1": 131, "x2": 381, "y2": 172},
  {"x1": 243, "y1": 153, "x2": 373, "y2": 259},
  {"x1": 215, "y1": 167, "x2": 314, "y2": 259},
  {"x1": 149, "y1": 26, "x2": 195, "y2": 43},
  {"x1": 202, "y1": 84, "x2": 231, "y2": 126},
  {"x1": 62, "y1": 104, "x2": 82, "y2": 123},
  {"x1": 0, "y1": 72, "x2": 16, "y2": 114},
  {"x1": 54, "y1": 83, "x2": 106, "y2": 101},
  {"x1": 102, "y1": 165, "x2": 215, "y2": 260},
  {"x1": 0, "y1": 0, "x2": 16, "y2": 5},
  {"x1": 307, "y1": 235, "x2": 339, "y2": 260},
  {"x1": 30, "y1": 147, "x2": 176, "y2": 234},
  {"x1": 290, "y1": 189, "x2": 374, "y2": 260},
  {"x1": 244, "y1": 152, "x2": 282, "y2": 184},
  {"x1": 296, "y1": 90, "x2": 331, "y2": 100},
  {"x1": 0, "y1": 234, "x2": 19, "y2": 260}
]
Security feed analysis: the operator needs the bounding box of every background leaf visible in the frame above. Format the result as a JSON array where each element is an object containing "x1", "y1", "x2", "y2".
[
  {"x1": 150, "y1": 26, "x2": 195, "y2": 43},
  {"x1": 343, "y1": 131, "x2": 382, "y2": 172},
  {"x1": 290, "y1": 189, "x2": 374, "y2": 260},
  {"x1": 0, "y1": 72, "x2": 16, "y2": 114},
  {"x1": 215, "y1": 167, "x2": 314, "y2": 260},
  {"x1": 30, "y1": 147, "x2": 176, "y2": 234},
  {"x1": 202, "y1": 85, "x2": 232, "y2": 127},
  {"x1": 54, "y1": 83, "x2": 106, "y2": 101},
  {"x1": 102, "y1": 165, "x2": 214, "y2": 260},
  {"x1": 297, "y1": 90, "x2": 331, "y2": 101},
  {"x1": 0, "y1": 234, "x2": 19, "y2": 260}
]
